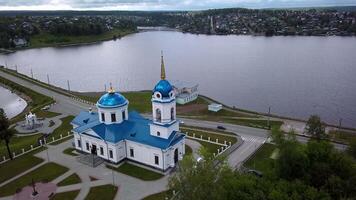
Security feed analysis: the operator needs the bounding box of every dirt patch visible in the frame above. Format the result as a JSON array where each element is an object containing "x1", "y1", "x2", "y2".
[{"x1": 177, "y1": 104, "x2": 207, "y2": 114}]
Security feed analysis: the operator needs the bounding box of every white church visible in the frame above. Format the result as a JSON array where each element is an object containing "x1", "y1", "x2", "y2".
[{"x1": 71, "y1": 54, "x2": 186, "y2": 171}]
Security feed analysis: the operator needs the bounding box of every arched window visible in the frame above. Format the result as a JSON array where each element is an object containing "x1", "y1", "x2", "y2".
[
  {"x1": 156, "y1": 108, "x2": 161, "y2": 122},
  {"x1": 171, "y1": 107, "x2": 175, "y2": 120}
]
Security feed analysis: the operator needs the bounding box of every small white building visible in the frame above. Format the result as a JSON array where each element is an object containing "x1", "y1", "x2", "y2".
[
  {"x1": 71, "y1": 55, "x2": 185, "y2": 171},
  {"x1": 171, "y1": 80, "x2": 199, "y2": 105},
  {"x1": 208, "y1": 103, "x2": 222, "y2": 112}
]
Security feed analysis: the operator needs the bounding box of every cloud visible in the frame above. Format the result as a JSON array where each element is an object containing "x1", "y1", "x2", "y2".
[{"x1": 0, "y1": 0, "x2": 355, "y2": 10}]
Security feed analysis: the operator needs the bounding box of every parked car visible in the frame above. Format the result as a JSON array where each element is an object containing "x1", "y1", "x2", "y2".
[
  {"x1": 247, "y1": 169, "x2": 263, "y2": 177},
  {"x1": 217, "y1": 125, "x2": 226, "y2": 130},
  {"x1": 180, "y1": 120, "x2": 185, "y2": 125}
]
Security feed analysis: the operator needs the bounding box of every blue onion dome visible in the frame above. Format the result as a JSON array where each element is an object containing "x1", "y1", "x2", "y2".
[
  {"x1": 153, "y1": 79, "x2": 173, "y2": 98},
  {"x1": 97, "y1": 90, "x2": 127, "y2": 108}
]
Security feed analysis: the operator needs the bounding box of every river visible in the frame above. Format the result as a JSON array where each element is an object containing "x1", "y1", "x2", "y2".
[
  {"x1": 0, "y1": 31, "x2": 355, "y2": 127},
  {"x1": 0, "y1": 86, "x2": 27, "y2": 119}
]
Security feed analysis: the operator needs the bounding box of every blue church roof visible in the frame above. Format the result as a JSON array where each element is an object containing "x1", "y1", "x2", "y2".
[
  {"x1": 97, "y1": 92, "x2": 128, "y2": 108},
  {"x1": 153, "y1": 79, "x2": 173, "y2": 98},
  {"x1": 71, "y1": 111, "x2": 184, "y2": 149}
]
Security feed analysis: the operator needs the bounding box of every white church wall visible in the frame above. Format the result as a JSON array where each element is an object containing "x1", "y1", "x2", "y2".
[
  {"x1": 98, "y1": 105, "x2": 128, "y2": 124},
  {"x1": 152, "y1": 100, "x2": 176, "y2": 124},
  {"x1": 125, "y1": 140, "x2": 164, "y2": 169},
  {"x1": 149, "y1": 121, "x2": 179, "y2": 139}
]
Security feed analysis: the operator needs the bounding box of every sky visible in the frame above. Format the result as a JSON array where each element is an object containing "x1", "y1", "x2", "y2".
[{"x1": 0, "y1": 0, "x2": 355, "y2": 11}]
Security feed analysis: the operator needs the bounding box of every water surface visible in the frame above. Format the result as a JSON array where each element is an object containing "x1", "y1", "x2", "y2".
[
  {"x1": 0, "y1": 86, "x2": 27, "y2": 119},
  {"x1": 0, "y1": 31, "x2": 355, "y2": 127}
]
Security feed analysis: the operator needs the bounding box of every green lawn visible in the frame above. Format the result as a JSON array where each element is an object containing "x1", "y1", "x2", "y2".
[
  {"x1": 0, "y1": 162, "x2": 68, "y2": 197},
  {"x1": 181, "y1": 127, "x2": 237, "y2": 145},
  {"x1": 57, "y1": 173, "x2": 81, "y2": 186},
  {"x1": 244, "y1": 143, "x2": 276, "y2": 173},
  {"x1": 194, "y1": 140, "x2": 223, "y2": 155},
  {"x1": 62, "y1": 147, "x2": 78, "y2": 156},
  {"x1": 78, "y1": 91, "x2": 152, "y2": 113},
  {"x1": 143, "y1": 190, "x2": 172, "y2": 200},
  {"x1": 34, "y1": 110, "x2": 61, "y2": 119},
  {"x1": 51, "y1": 190, "x2": 80, "y2": 200},
  {"x1": 185, "y1": 144, "x2": 192, "y2": 155},
  {"x1": 85, "y1": 184, "x2": 118, "y2": 200},
  {"x1": 107, "y1": 163, "x2": 164, "y2": 181},
  {"x1": 0, "y1": 133, "x2": 42, "y2": 158},
  {"x1": 49, "y1": 116, "x2": 75, "y2": 145},
  {"x1": 0, "y1": 152, "x2": 44, "y2": 183},
  {"x1": 30, "y1": 28, "x2": 136, "y2": 48}
]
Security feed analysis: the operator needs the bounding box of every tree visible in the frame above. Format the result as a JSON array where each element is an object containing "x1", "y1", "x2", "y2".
[
  {"x1": 305, "y1": 115, "x2": 326, "y2": 140},
  {"x1": 347, "y1": 138, "x2": 356, "y2": 159},
  {"x1": 0, "y1": 108, "x2": 14, "y2": 160},
  {"x1": 169, "y1": 147, "x2": 231, "y2": 200}
]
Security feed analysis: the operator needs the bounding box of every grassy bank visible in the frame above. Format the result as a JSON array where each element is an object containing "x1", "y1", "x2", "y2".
[
  {"x1": 29, "y1": 28, "x2": 136, "y2": 49},
  {"x1": 0, "y1": 131, "x2": 42, "y2": 158},
  {"x1": 244, "y1": 143, "x2": 276, "y2": 173},
  {"x1": 0, "y1": 74, "x2": 55, "y2": 123}
]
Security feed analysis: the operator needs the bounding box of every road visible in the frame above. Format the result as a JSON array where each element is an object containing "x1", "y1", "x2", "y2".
[{"x1": 0, "y1": 70, "x2": 347, "y2": 169}]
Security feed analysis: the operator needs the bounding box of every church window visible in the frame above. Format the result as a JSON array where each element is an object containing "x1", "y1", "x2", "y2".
[
  {"x1": 155, "y1": 109, "x2": 161, "y2": 122},
  {"x1": 156, "y1": 93, "x2": 161, "y2": 98},
  {"x1": 122, "y1": 111, "x2": 126, "y2": 120},
  {"x1": 101, "y1": 112, "x2": 105, "y2": 122},
  {"x1": 130, "y1": 148, "x2": 134, "y2": 157},
  {"x1": 111, "y1": 113, "x2": 116, "y2": 122},
  {"x1": 157, "y1": 131, "x2": 160, "y2": 136},
  {"x1": 85, "y1": 142, "x2": 89, "y2": 151},
  {"x1": 171, "y1": 107, "x2": 175, "y2": 120},
  {"x1": 109, "y1": 149, "x2": 113, "y2": 158},
  {"x1": 100, "y1": 146, "x2": 104, "y2": 155},
  {"x1": 154, "y1": 155, "x2": 159, "y2": 165},
  {"x1": 77, "y1": 139, "x2": 81, "y2": 148}
]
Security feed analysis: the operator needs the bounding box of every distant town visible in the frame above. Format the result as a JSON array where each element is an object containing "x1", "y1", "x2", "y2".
[{"x1": 0, "y1": 7, "x2": 356, "y2": 49}]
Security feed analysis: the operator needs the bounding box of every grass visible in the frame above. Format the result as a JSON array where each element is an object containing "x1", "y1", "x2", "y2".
[
  {"x1": 0, "y1": 74, "x2": 55, "y2": 123},
  {"x1": 85, "y1": 184, "x2": 118, "y2": 200},
  {"x1": 51, "y1": 190, "x2": 80, "y2": 200},
  {"x1": 30, "y1": 28, "x2": 136, "y2": 48},
  {"x1": 49, "y1": 115, "x2": 75, "y2": 145},
  {"x1": 0, "y1": 151, "x2": 44, "y2": 183},
  {"x1": 0, "y1": 132, "x2": 42, "y2": 158},
  {"x1": 185, "y1": 144, "x2": 193, "y2": 155},
  {"x1": 194, "y1": 140, "x2": 223, "y2": 155},
  {"x1": 143, "y1": 190, "x2": 172, "y2": 200},
  {"x1": 57, "y1": 173, "x2": 81, "y2": 186},
  {"x1": 78, "y1": 91, "x2": 152, "y2": 113},
  {"x1": 0, "y1": 162, "x2": 68, "y2": 197},
  {"x1": 62, "y1": 147, "x2": 78, "y2": 156},
  {"x1": 34, "y1": 110, "x2": 61, "y2": 119},
  {"x1": 328, "y1": 130, "x2": 356, "y2": 144},
  {"x1": 244, "y1": 143, "x2": 276, "y2": 173},
  {"x1": 181, "y1": 127, "x2": 237, "y2": 145},
  {"x1": 107, "y1": 162, "x2": 164, "y2": 181}
]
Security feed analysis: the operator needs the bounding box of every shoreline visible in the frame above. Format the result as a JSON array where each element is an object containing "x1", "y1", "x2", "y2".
[
  {"x1": 0, "y1": 29, "x2": 138, "y2": 54},
  {"x1": 2, "y1": 28, "x2": 356, "y2": 55},
  {"x1": 1, "y1": 67, "x2": 355, "y2": 131}
]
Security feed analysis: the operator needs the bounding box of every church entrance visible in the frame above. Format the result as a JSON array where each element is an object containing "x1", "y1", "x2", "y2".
[
  {"x1": 91, "y1": 145, "x2": 97, "y2": 155},
  {"x1": 174, "y1": 148, "x2": 179, "y2": 163}
]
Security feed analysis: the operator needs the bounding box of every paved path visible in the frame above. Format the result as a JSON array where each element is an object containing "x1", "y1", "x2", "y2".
[{"x1": 185, "y1": 139, "x2": 202, "y2": 159}]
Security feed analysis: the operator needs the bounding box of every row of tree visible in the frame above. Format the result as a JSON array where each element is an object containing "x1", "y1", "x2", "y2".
[{"x1": 169, "y1": 115, "x2": 356, "y2": 200}]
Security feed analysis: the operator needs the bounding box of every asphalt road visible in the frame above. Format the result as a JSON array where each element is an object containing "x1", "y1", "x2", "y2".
[{"x1": 0, "y1": 70, "x2": 347, "y2": 169}]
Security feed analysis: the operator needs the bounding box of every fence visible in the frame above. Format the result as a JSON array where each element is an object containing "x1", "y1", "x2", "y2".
[
  {"x1": 0, "y1": 131, "x2": 73, "y2": 165},
  {"x1": 184, "y1": 131, "x2": 233, "y2": 157}
]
